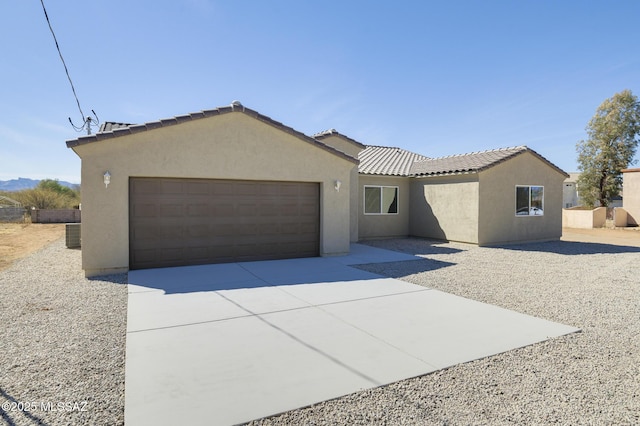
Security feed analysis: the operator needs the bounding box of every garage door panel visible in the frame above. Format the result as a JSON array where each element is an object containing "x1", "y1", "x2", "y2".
[
  {"x1": 131, "y1": 179, "x2": 159, "y2": 195},
  {"x1": 235, "y1": 182, "x2": 259, "y2": 195},
  {"x1": 258, "y1": 203, "x2": 279, "y2": 216},
  {"x1": 237, "y1": 204, "x2": 258, "y2": 216},
  {"x1": 187, "y1": 224, "x2": 209, "y2": 237},
  {"x1": 130, "y1": 178, "x2": 320, "y2": 269},
  {"x1": 131, "y1": 203, "x2": 158, "y2": 218},
  {"x1": 158, "y1": 204, "x2": 184, "y2": 217},
  {"x1": 186, "y1": 181, "x2": 210, "y2": 195},
  {"x1": 237, "y1": 224, "x2": 259, "y2": 235},
  {"x1": 212, "y1": 204, "x2": 235, "y2": 217},
  {"x1": 187, "y1": 204, "x2": 209, "y2": 217},
  {"x1": 258, "y1": 223, "x2": 280, "y2": 235},
  {"x1": 300, "y1": 203, "x2": 318, "y2": 216},
  {"x1": 210, "y1": 182, "x2": 235, "y2": 195},
  {"x1": 209, "y1": 224, "x2": 235, "y2": 237},
  {"x1": 185, "y1": 246, "x2": 209, "y2": 261},
  {"x1": 161, "y1": 181, "x2": 184, "y2": 194},
  {"x1": 279, "y1": 204, "x2": 300, "y2": 216}
]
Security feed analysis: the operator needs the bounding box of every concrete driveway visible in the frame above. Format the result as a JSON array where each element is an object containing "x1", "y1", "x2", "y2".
[{"x1": 125, "y1": 244, "x2": 578, "y2": 425}]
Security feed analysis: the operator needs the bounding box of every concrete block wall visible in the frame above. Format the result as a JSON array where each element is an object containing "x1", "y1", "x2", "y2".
[
  {"x1": 31, "y1": 209, "x2": 81, "y2": 223},
  {"x1": 0, "y1": 207, "x2": 26, "y2": 222}
]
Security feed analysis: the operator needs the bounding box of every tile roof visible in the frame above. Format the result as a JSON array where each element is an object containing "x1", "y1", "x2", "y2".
[
  {"x1": 313, "y1": 129, "x2": 366, "y2": 149},
  {"x1": 409, "y1": 146, "x2": 568, "y2": 177},
  {"x1": 66, "y1": 102, "x2": 358, "y2": 164},
  {"x1": 98, "y1": 122, "x2": 133, "y2": 133},
  {"x1": 359, "y1": 146, "x2": 430, "y2": 176},
  {"x1": 67, "y1": 103, "x2": 567, "y2": 178}
]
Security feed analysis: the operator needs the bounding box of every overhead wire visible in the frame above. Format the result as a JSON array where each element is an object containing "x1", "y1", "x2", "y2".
[{"x1": 39, "y1": 0, "x2": 85, "y2": 122}]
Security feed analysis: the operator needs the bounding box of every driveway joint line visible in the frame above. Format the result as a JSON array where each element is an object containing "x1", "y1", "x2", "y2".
[
  {"x1": 311, "y1": 300, "x2": 441, "y2": 370},
  {"x1": 235, "y1": 262, "x2": 276, "y2": 286},
  {"x1": 277, "y1": 286, "x2": 433, "y2": 309},
  {"x1": 126, "y1": 312, "x2": 256, "y2": 333},
  {"x1": 270, "y1": 276, "x2": 438, "y2": 368},
  {"x1": 127, "y1": 287, "x2": 433, "y2": 334},
  {"x1": 215, "y1": 291, "x2": 383, "y2": 386}
]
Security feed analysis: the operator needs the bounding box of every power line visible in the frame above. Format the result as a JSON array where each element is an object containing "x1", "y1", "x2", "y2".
[{"x1": 39, "y1": 0, "x2": 99, "y2": 134}]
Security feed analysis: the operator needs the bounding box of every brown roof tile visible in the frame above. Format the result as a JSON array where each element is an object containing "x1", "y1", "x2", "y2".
[
  {"x1": 359, "y1": 146, "x2": 430, "y2": 176},
  {"x1": 409, "y1": 146, "x2": 568, "y2": 177}
]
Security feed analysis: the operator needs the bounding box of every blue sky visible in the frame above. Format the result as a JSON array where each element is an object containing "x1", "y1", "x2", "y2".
[{"x1": 2, "y1": 1, "x2": 639, "y2": 183}]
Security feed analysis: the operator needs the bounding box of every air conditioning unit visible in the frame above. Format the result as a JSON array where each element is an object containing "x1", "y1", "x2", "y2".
[{"x1": 65, "y1": 223, "x2": 81, "y2": 248}]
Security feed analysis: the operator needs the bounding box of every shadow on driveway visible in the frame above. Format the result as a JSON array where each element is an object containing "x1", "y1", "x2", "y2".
[
  {"x1": 128, "y1": 254, "x2": 456, "y2": 295},
  {"x1": 354, "y1": 258, "x2": 455, "y2": 279}
]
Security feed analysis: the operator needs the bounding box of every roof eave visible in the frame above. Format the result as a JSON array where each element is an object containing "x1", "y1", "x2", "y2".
[
  {"x1": 65, "y1": 104, "x2": 359, "y2": 164},
  {"x1": 411, "y1": 170, "x2": 479, "y2": 178},
  {"x1": 358, "y1": 172, "x2": 410, "y2": 177},
  {"x1": 515, "y1": 148, "x2": 570, "y2": 178},
  {"x1": 314, "y1": 130, "x2": 366, "y2": 149}
]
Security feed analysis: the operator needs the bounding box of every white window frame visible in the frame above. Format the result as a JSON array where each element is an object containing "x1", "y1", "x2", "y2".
[
  {"x1": 515, "y1": 185, "x2": 544, "y2": 217},
  {"x1": 364, "y1": 185, "x2": 399, "y2": 215}
]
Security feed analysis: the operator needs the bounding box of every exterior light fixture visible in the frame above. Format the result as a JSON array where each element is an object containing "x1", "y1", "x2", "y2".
[
  {"x1": 334, "y1": 180, "x2": 342, "y2": 192},
  {"x1": 103, "y1": 171, "x2": 111, "y2": 188}
]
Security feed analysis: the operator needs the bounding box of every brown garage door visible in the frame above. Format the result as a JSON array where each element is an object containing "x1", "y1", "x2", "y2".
[{"x1": 129, "y1": 177, "x2": 320, "y2": 269}]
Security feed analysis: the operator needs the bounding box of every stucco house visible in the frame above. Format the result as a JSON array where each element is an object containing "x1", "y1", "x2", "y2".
[
  {"x1": 67, "y1": 102, "x2": 568, "y2": 276},
  {"x1": 622, "y1": 168, "x2": 640, "y2": 226},
  {"x1": 563, "y1": 173, "x2": 581, "y2": 208}
]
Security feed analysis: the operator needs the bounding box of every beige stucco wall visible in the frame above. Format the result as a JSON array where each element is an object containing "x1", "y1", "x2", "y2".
[
  {"x1": 623, "y1": 169, "x2": 640, "y2": 225},
  {"x1": 478, "y1": 151, "x2": 565, "y2": 245},
  {"x1": 317, "y1": 134, "x2": 364, "y2": 241},
  {"x1": 357, "y1": 175, "x2": 411, "y2": 239},
  {"x1": 349, "y1": 167, "x2": 360, "y2": 242},
  {"x1": 409, "y1": 174, "x2": 480, "y2": 244},
  {"x1": 562, "y1": 207, "x2": 606, "y2": 228},
  {"x1": 71, "y1": 112, "x2": 356, "y2": 276},
  {"x1": 613, "y1": 208, "x2": 628, "y2": 227},
  {"x1": 316, "y1": 135, "x2": 364, "y2": 159}
]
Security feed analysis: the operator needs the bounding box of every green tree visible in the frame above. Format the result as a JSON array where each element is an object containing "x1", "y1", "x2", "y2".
[
  {"x1": 14, "y1": 188, "x2": 68, "y2": 209},
  {"x1": 11, "y1": 179, "x2": 80, "y2": 210},
  {"x1": 576, "y1": 90, "x2": 640, "y2": 207}
]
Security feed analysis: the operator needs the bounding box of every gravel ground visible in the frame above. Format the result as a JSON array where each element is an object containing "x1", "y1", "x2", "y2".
[
  {"x1": 0, "y1": 238, "x2": 127, "y2": 426},
  {"x1": 1, "y1": 236, "x2": 638, "y2": 425},
  {"x1": 249, "y1": 238, "x2": 640, "y2": 425}
]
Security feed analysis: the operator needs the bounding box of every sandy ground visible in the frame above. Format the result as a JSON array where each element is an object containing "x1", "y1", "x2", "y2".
[
  {"x1": 562, "y1": 226, "x2": 640, "y2": 247},
  {"x1": 0, "y1": 223, "x2": 65, "y2": 271}
]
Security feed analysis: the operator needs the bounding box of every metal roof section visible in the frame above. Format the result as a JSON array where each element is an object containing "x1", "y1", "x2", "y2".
[
  {"x1": 66, "y1": 102, "x2": 358, "y2": 164},
  {"x1": 313, "y1": 129, "x2": 366, "y2": 149},
  {"x1": 359, "y1": 145, "x2": 430, "y2": 176},
  {"x1": 410, "y1": 146, "x2": 568, "y2": 177}
]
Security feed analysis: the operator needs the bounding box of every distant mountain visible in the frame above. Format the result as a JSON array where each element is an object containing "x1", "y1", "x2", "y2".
[{"x1": 0, "y1": 178, "x2": 79, "y2": 192}]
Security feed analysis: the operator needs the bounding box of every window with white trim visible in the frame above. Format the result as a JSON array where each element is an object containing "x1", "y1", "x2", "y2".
[
  {"x1": 364, "y1": 186, "x2": 398, "y2": 214},
  {"x1": 516, "y1": 185, "x2": 544, "y2": 216}
]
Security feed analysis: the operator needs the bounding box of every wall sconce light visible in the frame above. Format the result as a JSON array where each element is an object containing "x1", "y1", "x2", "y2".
[
  {"x1": 334, "y1": 180, "x2": 342, "y2": 192},
  {"x1": 103, "y1": 171, "x2": 111, "y2": 188}
]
